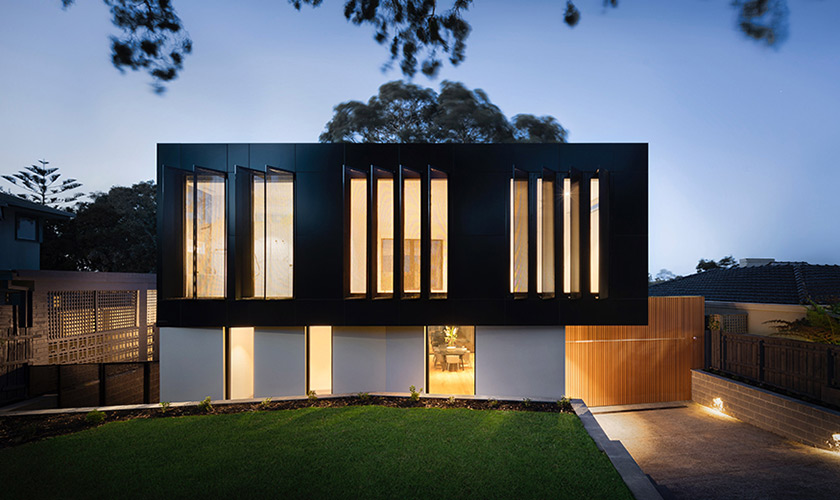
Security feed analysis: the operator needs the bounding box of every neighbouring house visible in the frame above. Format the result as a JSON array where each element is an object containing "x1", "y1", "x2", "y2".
[
  {"x1": 649, "y1": 259, "x2": 840, "y2": 335},
  {"x1": 0, "y1": 193, "x2": 158, "y2": 406},
  {"x1": 157, "y1": 143, "x2": 655, "y2": 402}
]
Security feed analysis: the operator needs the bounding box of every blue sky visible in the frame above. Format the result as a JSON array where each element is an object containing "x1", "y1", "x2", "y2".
[{"x1": 1, "y1": 0, "x2": 838, "y2": 276}]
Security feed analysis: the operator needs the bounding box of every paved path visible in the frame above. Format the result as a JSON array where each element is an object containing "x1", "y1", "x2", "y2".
[{"x1": 593, "y1": 403, "x2": 840, "y2": 500}]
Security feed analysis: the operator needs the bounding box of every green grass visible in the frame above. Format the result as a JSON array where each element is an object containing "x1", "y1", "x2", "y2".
[{"x1": 0, "y1": 406, "x2": 631, "y2": 499}]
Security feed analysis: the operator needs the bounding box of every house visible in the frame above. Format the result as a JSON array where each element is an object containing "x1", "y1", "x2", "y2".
[
  {"x1": 649, "y1": 259, "x2": 840, "y2": 334},
  {"x1": 0, "y1": 192, "x2": 72, "y2": 271},
  {"x1": 157, "y1": 143, "x2": 649, "y2": 402}
]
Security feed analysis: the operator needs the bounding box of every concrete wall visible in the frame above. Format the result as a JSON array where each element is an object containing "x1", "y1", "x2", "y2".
[
  {"x1": 692, "y1": 369, "x2": 840, "y2": 450},
  {"x1": 254, "y1": 327, "x2": 305, "y2": 398},
  {"x1": 385, "y1": 326, "x2": 424, "y2": 393},
  {"x1": 160, "y1": 327, "x2": 223, "y2": 402},
  {"x1": 706, "y1": 301, "x2": 807, "y2": 336},
  {"x1": 476, "y1": 326, "x2": 565, "y2": 399},
  {"x1": 332, "y1": 327, "x2": 386, "y2": 394}
]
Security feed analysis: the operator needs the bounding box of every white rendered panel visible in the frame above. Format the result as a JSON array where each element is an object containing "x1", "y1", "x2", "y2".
[
  {"x1": 332, "y1": 327, "x2": 386, "y2": 394},
  {"x1": 254, "y1": 327, "x2": 305, "y2": 397},
  {"x1": 229, "y1": 327, "x2": 254, "y2": 399},
  {"x1": 160, "y1": 327, "x2": 224, "y2": 402},
  {"x1": 475, "y1": 326, "x2": 565, "y2": 399},
  {"x1": 385, "y1": 327, "x2": 425, "y2": 393}
]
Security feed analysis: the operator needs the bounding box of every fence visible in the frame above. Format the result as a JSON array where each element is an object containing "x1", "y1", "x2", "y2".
[
  {"x1": 29, "y1": 361, "x2": 159, "y2": 407},
  {"x1": 708, "y1": 330, "x2": 840, "y2": 406}
]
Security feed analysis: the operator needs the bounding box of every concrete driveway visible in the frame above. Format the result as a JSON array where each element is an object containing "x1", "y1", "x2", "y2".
[{"x1": 593, "y1": 403, "x2": 840, "y2": 500}]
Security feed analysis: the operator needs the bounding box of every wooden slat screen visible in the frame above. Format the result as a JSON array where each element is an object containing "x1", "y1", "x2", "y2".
[{"x1": 565, "y1": 296, "x2": 704, "y2": 406}]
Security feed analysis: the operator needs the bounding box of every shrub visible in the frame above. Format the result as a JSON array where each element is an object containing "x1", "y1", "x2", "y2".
[
  {"x1": 357, "y1": 392, "x2": 370, "y2": 401},
  {"x1": 159, "y1": 401, "x2": 170, "y2": 413},
  {"x1": 86, "y1": 410, "x2": 105, "y2": 426},
  {"x1": 556, "y1": 397, "x2": 573, "y2": 412},
  {"x1": 259, "y1": 397, "x2": 272, "y2": 410},
  {"x1": 488, "y1": 399, "x2": 499, "y2": 408},
  {"x1": 198, "y1": 396, "x2": 213, "y2": 413},
  {"x1": 307, "y1": 390, "x2": 318, "y2": 402},
  {"x1": 448, "y1": 395, "x2": 455, "y2": 403},
  {"x1": 522, "y1": 397, "x2": 532, "y2": 408},
  {"x1": 409, "y1": 385, "x2": 423, "y2": 402}
]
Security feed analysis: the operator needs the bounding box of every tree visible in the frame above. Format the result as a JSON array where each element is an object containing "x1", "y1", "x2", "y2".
[
  {"x1": 654, "y1": 269, "x2": 679, "y2": 282},
  {"x1": 320, "y1": 80, "x2": 567, "y2": 143},
  {"x1": 696, "y1": 255, "x2": 737, "y2": 273},
  {"x1": 2, "y1": 159, "x2": 83, "y2": 209},
  {"x1": 42, "y1": 181, "x2": 157, "y2": 273},
  {"x1": 60, "y1": 1, "x2": 794, "y2": 93}
]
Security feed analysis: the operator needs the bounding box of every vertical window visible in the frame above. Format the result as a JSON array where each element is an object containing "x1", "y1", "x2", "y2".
[
  {"x1": 228, "y1": 327, "x2": 254, "y2": 399},
  {"x1": 590, "y1": 177, "x2": 600, "y2": 295},
  {"x1": 403, "y1": 171, "x2": 422, "y2": 295},
  {"x1": 251, "y1": 169, "x2": 294, "y2": 298},
  {"x1": 430, "y1": 170, "x2": 448, "y2": 296},
  {"x1": 185, "y1": 169, "x2": 226, "y2": 298},
  {"x1": 308, "y1": 326, "x2": 332, "y2": 395},
  {"x1": 537, "y1": 175, "x2": 555, "y2": 295},
  {"x1": 376, "y1": 171, "x2": 394, "y2": 295},
  {"x1": 563, "y1": 177, "x2": 580, "y2": 296},
  {"x1": 510, "y1": 174, "x2": 528, "y2": 294},
  {"x1": 427, "y1": 325, "x2": 475, "y2": 395},
  {"x1": 348, "y1": 171, "x2": 367, "y2": 295}
]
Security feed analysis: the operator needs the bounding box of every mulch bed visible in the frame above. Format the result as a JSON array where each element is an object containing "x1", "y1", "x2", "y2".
[{"x1": 0, "y1": 395, "x2": 573, "y2": 449}]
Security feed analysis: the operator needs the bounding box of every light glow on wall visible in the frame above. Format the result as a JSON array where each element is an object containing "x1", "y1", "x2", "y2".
[
  {"x1": 349, "y1": 177, "x2": 367, "y2": 295},
  {"x1": 590, "y1": 177, "x2": 600, "y2": 295}
]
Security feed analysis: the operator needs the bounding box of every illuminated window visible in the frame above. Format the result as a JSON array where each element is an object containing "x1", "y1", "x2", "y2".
[
  {"x1": 375, "y1": 170, "x2": 394, "y2": 295},
  {"x1": 590, "y1": 177, "x2": 600, "y2": 295},
  {"x1": 427, "y1": 325, "x2": 475, "y2": 395},
  {"x1": 185, "y1": 169, "x2": 226, "y2": 298},
  {"x1": 228, "y1": 327, "x2": 254, "y2": 399},
  {"x1": 537, "y1": 175, "x2": 555, "y2": 295},
  {"x1": 308, "y1": 326, "x2": 332, "y2": 395},
  {"x1": 510, "y1": 174, "x2": 528, "y2": 294},
  {"x1": 251, "y1": 169, "x2": 293, "y2": 299},
  {"x1": 430, "y1": 170, "x2": 448, "y2": 295},
  {"x1": 347, "y1": 170, "x2": 367, "y2": 295},
  {"x1": 563, "y1": 177, "x2": 580, "y2": 295},
  {"x1": 403, "y1": 171, "x2": 422, "y2": 295}
]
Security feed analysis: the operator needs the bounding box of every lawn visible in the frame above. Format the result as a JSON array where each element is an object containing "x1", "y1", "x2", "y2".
[{"x1": 0, "y1": 405, "x2": 631, "y2": 499}]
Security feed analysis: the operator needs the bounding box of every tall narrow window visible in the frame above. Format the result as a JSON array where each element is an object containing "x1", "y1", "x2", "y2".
[
  {"x1": 563, "y1": 177, "x2": 580, "y2": 295},
  {"x1": 590, "y1": 177, "x2": 600, "y2": 295},
  {"x1": 537, "y1": 175, "x2": 555, "y2": 295},
  {"x1": 308, "y1": 326, "x2": 332, "y2": 395},
  {"x1": 510, "y1": 174, "x2": 528, "y2": 294},
  {"x1": 184, "y1": 169, "x2": 226, "y2": 298},
  {"x1": 251, "y1": 169, "x2": 294, "y2": 298},
  {"x1": 349, "y1": 172, "x2": 367, "y2": 295},
  {"x1": 376, "y1": 171, "x2": 394, "y2": 295},
  {"x1": 403, "y1": 171, "x2": 421, "y2": 295},
  {"x1": 430, "y1": 170, "x2": 448, "y2": 295}
]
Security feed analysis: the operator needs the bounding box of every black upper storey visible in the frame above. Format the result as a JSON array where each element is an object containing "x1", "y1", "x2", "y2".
[{"x1": 157, "y1": 143, "x2": 648, "y2": 327}]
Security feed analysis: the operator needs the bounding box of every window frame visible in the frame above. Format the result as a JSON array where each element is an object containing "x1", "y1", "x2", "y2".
[
  {"x1": 344, "y1": 166, "x2": 369, "y2": 298},
  {"x1": 429, "y1": 167, "x2": 449, "y2": 299},
  {"x1": 14, "y1": 214, "x2": 38, "y2": 242},
  {"x1": 183, "y1": 167, "x2": 228, "y2": 300}
]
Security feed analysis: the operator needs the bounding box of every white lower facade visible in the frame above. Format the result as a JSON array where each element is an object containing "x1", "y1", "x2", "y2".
[{"x1": 159, "y1": 325, "x2": 565, "y2": 402}]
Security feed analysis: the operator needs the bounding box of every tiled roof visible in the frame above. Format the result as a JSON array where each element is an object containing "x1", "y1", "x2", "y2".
[{"x1": 649, "y1": 262, "x2": 840, "y2": 305}]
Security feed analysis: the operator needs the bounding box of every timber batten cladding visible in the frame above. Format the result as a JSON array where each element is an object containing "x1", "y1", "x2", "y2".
[{"x1": 566, "y1": 296, "x2": 704, "y2": 406}]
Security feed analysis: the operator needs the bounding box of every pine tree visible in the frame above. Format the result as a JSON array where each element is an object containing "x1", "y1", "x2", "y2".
[{"x1": 2, "y1": 159, "x2": 83, "y2": 208}]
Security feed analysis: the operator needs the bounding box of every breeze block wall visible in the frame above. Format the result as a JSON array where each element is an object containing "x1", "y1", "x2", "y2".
[{"x1": 692, "y1": 369, "x2": 840, "y2": 450}]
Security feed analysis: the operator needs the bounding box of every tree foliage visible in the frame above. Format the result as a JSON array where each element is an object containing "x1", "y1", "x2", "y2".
[
  {"x1": 2, "y1": 159, "x2": 83, "y2": 209},
  {"x1": 767, "y1": 300, "x2": 840, "y2": 345},
  {"x1": 57, "y1": 1, "x2": 794, "y2": 93},
  {"x1": 42, "y1": 181, "x2": 157, "y2": 273},
  {"x1": 696, "y1": 255, "x2": 737, "y2": 273},
  {"x1": 320, "y1": 80, "x2": 568, "y2": 143}
]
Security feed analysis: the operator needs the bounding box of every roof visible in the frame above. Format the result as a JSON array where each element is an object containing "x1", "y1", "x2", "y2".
[
  {"x1": 649, "y1": 262, "x2": 840, "y2": 305},
  {"x1": 0, "y1": 192, "x2": 73, "y2": 219}
]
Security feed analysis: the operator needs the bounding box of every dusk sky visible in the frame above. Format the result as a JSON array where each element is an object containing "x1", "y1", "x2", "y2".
[{"x1": 1, "y1": 0, "x2": 838, "y2": 277}]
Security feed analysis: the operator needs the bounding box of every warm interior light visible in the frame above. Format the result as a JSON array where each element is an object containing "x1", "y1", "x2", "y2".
[
  {"x1": 510, "y1": 177, "x2": 528, "y2": 294},
  {"x1": 590, "y1": 177, "x2": 599, "y2": 295},
  {"x1": 377, "y1": 177, "x2": 394, "y2": 294},
  {"x1": 252, "y1": 174, "x2": 266, "y2": 298},
  {"x1": 185, "y1": 171, "x2": 225, "y2": 298},
  {"x1": 430, "y1": 176, "x2": 448, "y2": 294},
  {"x1": 308, "y1": 326, "x2": 332, "y2": 395},
  {"x1": 403, "y1": 177, "x2": 421, "y2": 293},
  {"x1": 537, "y1": 177, "x2": 554, "y2": 295},
  {"x1": 229, "y1": 327, "x2": 254, "y2": 399},
  {"x1": 349, "y1": 177, "x2": 367, "y2": 294},
  {"x1": 265, "y1": 170, "x2": 293, "y2": 298},
  {"x1": 563, "y1": 178, "x2": 579, "y2": 295}
]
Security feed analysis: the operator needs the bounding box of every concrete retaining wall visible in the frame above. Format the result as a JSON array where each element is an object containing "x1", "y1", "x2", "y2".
[{"x1": 692, "y1": 369, "x2": 840, "y2": 450}]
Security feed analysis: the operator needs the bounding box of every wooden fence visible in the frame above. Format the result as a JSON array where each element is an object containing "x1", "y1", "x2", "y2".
[
  {"x1": 565, "y1": 296, "x2": 705, "y2": 406},
  {"x1": 709, "y1": 330, "x2": 840, "y2": 406}
]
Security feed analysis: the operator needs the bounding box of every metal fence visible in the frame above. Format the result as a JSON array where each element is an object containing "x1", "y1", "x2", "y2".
[{"x1": 708, "y1": 330, "x2": 840, "y2": 406}]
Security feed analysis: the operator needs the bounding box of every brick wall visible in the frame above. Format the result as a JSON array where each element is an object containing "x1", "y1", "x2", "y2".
[{"x1": 692, "y1": 369, "x2": 840, "y2": 450}]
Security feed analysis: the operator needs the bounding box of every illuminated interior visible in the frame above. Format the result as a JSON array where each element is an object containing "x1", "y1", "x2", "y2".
[
  {"x1": 590, "y1": 177, "x2": 600, "y2": 295},
  {"x1": 510, "y1": 177, "x2": 528, "y2": 294},
  {"x1": 377, "y1": 176, "x2": 394, "y2": 294},
  {"x1": 308, "y1": 326, "x2": 332, "y2": 395},
  {"x1": 537, "y1": 177, "x2": 555, "y2": 295},
  {"x1": 427, "y1": 325, "x2": 475, "y2": 395},
  {"x1": 403, "y1": 176, "x2": 421, "y2": 294},
  {"x1": 563, "y1": 178, "x2": 580, "y2": 295},
  {"x1": 252, "y1": 174, "x2": 266, "y2": 297},
  {"x1": 349, "y1": 176, "x2": 367, "y2": 295},
  {"x1": 229, "y1": 327, "x2": 254, "y2": 399},
  {"x1": 184, "y1": 170, "x2": 226, "y2": 298},
  {"x1": 430, "y1": 175, "x2": 448, "y2": 294},
  {"x1": 266, "y1": 170, "x2": 294, "y2": 297}
]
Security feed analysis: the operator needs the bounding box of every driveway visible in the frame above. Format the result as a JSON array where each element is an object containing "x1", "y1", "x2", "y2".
[{"x1": 593, "y1": 403, "x2": 840, "y2": 500}]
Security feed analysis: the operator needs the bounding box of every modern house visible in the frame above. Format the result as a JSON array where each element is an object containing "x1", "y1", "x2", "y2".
[
  {"x1": 157, "y1": 143, "x2": 649, "y2": 402},
  {"x1": 649, "y1": 259, "x2": 840, "y2": 335}
]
